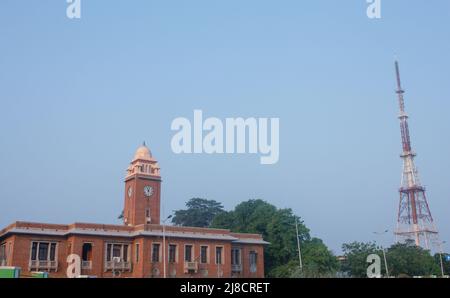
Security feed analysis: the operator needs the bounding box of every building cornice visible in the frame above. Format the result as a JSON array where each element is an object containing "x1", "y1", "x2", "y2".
[{"x1": 0, "y1": 222, "x2": 269, "y2": 245}]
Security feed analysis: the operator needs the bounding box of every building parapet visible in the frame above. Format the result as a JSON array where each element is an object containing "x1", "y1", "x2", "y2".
[{"x1": 1, "y1": 221, "x2": 268, "y2": 244}]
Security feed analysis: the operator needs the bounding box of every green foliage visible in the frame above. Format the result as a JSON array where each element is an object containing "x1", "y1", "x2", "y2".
[
  {"x1": 272, "y1": 238, "x2": 340, "y2": 278},
  {"x1": 171, "y1": 198, "x2": 225, "y2": 227},
  {"x1": 268, "y1": 260, "x2": 299, "y2": 278},
  {"x1": 386, "y1": 240, "x2": 440, "y2": 277},
  {"x1": 341, "y1": 240, "x2": 442, "y2": 278},
  {"x1": 211, "y1": 199, "x2": 338, "y2": 277},
  {"x1": 300, "y1": 238, "x2": 340, "y2": 277},
  {"x1": 434, "y1": 253, "x2": 450, "y2": 276},
  {"x1": 341, "y1": 241, "x2": 383, "y2": 278}
]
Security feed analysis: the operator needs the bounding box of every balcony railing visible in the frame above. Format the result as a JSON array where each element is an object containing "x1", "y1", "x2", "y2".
[
  {"x1": 231, "y1": 264, "x2": 242, "y2": 272},
  {"x1": 184, "y1": 261, "x2": 198, "y2": 273},
  {"x1": 104, "y1": 261, "x2": 131, "y2": 271},
  {"x1": 81, "y1": 261, "x2": 92, "y2": 270},
  {"x1": 29, "y1": 260, "x2": 58, "y2": 272}
]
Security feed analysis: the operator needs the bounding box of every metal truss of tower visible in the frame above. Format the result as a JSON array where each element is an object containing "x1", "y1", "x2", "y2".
[{"x1": 393, "y1": 61, "x2": 439, "y2": 250}]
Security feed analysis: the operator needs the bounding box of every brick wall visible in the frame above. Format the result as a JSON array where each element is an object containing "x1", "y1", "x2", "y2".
[{"x1": 1, "y1": 232, "x2": 265, "y2": 278}]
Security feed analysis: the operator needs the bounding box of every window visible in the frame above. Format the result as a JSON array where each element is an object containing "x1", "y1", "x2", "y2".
[
  {"x1": 38, "y1": 242, "x2": 49, "y2": 260},
  {"x1": 82, "y1": 243, "x2": 92, "y2": 262},
  {"x1": 152, "y1": 243, "x2": 160, "y2": 262},
  {"x1": 81, "y1": 243, "x2": 93, "y2": 269},
  {"x1": 231, "y1": 248, "x2": 241, "y2": 265},
  {"x1": 200, "y1": 246, "x2": 208, "y2": 264},
  {"x1": 184, "y1": 245, "x2": 193, "y2": 262},
  {"x1": 29, "y1": 241, "x2": 58, "y2": 271},
  {"x1": 249, "y1": 251, "x2": 257, "y2": 273},
  {"x1": 106, "y1": 243, "x2": 129, "y2": 262},
  {"x1": 31, "y1": 242, "x2": 37, "y2": 260},
  {"x1": 30, "y1": 241, "x2": 57, "y2": 262},
  {"x1": 105, "y1": 243, "x2": 131, "y2": 271},
  {"x1": 135, "y1": 243, "x2": 140, "y2": 263},
  {"x1": 0, "y1": 243, "x2": 6, "y2": 266},
  {"x1": 168, "y1": 244, "x2": 177, "y2": 263},
  {"x1": 215, "y1": 247, "x2": 223, "y2": 265},
  {"x1": 146, "y1": 209, "x2": 151, "y2": 224}
]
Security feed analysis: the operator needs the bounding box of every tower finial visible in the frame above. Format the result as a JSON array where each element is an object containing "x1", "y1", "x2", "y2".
[
  {"x1": 395, "y1": 60, "x2": 403, "y2": 92},
  {"x1": 143, "y1": 141, "x2": 146, "y2": 147}
]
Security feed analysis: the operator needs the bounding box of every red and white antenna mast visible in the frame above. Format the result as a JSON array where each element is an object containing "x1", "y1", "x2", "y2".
[{"x1": 394, "y1": 61, "x2": 439, "y2": 249}]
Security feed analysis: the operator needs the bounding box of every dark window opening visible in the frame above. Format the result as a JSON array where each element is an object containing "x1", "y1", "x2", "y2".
[
  {"x1": 31, "y1": 242, "x2": 38, "y2": 261},
  {"x1": 135, "y1": 244, "x2": 140, "y2": 263},
  {"x1": 215, "y1": 247, "x2": 223, "y2": 265},
  {"x1": 200, "y1": 246, "x2": 208, "y2": 264},
  {"x1": 169, "y1": 245, "x2": 177, "y2": 263},
  {"x1": 152, "y1": 243, "x2": 160, "y2": 262},
  {"x1": 184, "y1": 245, "x2": 192, "y2": 262},
  {"x1": 249, "y1": 251, "x2": 257, "y2": 273},
  {"x1": 82, "y1": 243, "x2": 93, "y2": 262},
  {"x1": 231, "y1": 248, "x2": 241, "y2": 265},
  {"x1": 0, "y1": 244, "x2": 6, "y2": 265}
]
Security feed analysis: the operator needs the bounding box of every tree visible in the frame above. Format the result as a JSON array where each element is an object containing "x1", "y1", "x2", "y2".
[
  {"x1": 211, "y1": 199, "x2": 338, "y2": 277},
  {"x1": 341, "y1": 241, "x2": 383, "y2": 278},
  {"x1": 341, "y1": 240, "x2": 442, "y2": 278},
  {"x1": 272, "y1": 238, "x2": 340, "y2": 278},
  {"x1": 171, "y1": 198, "x2": 225, "y2": 227},
  {"x1": 386, "y1": 240, "x2": 440, "y2": 277},
  {"x1": 299, "y1": 238, "x2": 340, "y2": 277},
  {"x1": 434, "y1": 253, "x2": 450, "y2": 276}
]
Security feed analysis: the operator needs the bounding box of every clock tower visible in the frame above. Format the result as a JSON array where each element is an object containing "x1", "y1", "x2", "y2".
[{"x1": 123, "y1": 142, "x2": 161, "y2": 226}]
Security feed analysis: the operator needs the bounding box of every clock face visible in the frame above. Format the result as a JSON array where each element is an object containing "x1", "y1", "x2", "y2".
[
  {"x1": 144, "y1": 186, "x2": 154, "y2": 197},
  {"x1": 127, "y1": 186, "x2": 132, "y2": 198}
]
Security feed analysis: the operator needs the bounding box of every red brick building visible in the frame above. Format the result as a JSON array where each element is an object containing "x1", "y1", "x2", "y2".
[{"x1": 0, "y1": 144, "x2": 268, "y2": 278}]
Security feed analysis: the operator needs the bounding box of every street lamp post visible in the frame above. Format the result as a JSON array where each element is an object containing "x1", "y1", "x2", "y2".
[
  {"x1": 373, "y1": 230, "x2": 390, "y2": 278},
  {"x1": 435, "y1": 240, "x2": 447, "y2": 278},
  {"x1": 294, "y1": 218, "x2": 303, "y2": 274},
  {"x1": 162, "y1": 215, "x2": 172, "y2": 278}
]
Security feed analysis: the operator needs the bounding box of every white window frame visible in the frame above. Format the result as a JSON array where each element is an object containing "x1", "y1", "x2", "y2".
[
  {"x1": 184, "y1": 244, "x2": 194, "y2": 263},
  {"x1": 30, "y1": 241, "x2": 58, "y2": 262},
  {"x1": 215, "y1": 246, "x2": 224, "y2": 265},
  {"x1": 29, "y1": 241, "x2": 59, "y2": 272},
  {"x1": 249, "y1": 251, "x2": 258, "y2": 273},
  {"x1": 105, "y1": 242, "x2": 131, "y2": 263},
  {"x1": 0, "y1": 243, "x2": 7, "y2": 266},
  {"x1": 231, "y1": 247, "x2": 242, "y2": 265},
  {"x1": 168, "y1": 243, "x2": 178, "y2": 263},
  {"x1": 151, "y1": 242, "x2": 162, "y2": 263}
]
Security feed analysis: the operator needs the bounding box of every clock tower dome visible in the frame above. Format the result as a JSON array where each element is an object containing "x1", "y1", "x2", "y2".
[{"x1": 123, "y1": 142, "x2": 161, "y2": 226}]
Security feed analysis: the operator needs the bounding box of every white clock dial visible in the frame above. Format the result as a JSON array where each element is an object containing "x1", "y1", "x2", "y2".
[
  {"x1": 144, "y1": 186, "x2": 154, "y2": 197},
  {"x1": 128, "y1": 186, "x2": 133, "y2": 197}
]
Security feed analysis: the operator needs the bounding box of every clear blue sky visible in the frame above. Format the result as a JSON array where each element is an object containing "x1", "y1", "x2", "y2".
[{"x1": 1, "y1": 1, "x2": 449, "y2": 253}]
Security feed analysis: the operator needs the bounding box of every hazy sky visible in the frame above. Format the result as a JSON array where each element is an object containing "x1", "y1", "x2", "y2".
[{"x1": 1, "y1": 1, "x2": 449, "y2": 253}]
